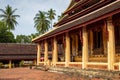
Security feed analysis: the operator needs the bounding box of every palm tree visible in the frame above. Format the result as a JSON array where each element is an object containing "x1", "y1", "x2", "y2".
[
  {"x1": 34, "y1": 11, "x2": 50, "y2": 34},
  {"x1": 47, "y1": 9, "x2": 56, "y2": 29},
  {"x1": 0, "y1": 5, "x2": 20, "y2": 31},
  {"x1": 0, "y1": 21, "x2": 15, "y2": 43},
  {"x1": 58, "y1": 13, "x2": 63, "y2": 21}
]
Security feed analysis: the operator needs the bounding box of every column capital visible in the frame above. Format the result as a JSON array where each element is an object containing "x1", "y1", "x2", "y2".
[
  {"x1": 83, "y1": 26, "x2": 87, "y2": 31},
  {"x1": 106, "y1": 16, "x2": 113, "y2": 23},
  {"x1": 66, "y1": 31, "x2": 69, "y2": 37}
]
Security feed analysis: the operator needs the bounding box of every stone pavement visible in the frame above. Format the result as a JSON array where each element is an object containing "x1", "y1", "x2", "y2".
[{"x1": 48, "y1": 67, "x2": 120, "y2": 80}]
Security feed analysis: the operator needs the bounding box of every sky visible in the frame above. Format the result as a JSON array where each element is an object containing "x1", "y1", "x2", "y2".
[{"x1": 0, "y1": 0, "x2": 70, "y2": 36}]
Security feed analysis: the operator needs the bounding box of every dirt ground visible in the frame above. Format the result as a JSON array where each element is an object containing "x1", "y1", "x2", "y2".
[
  {"x1": 0, "y1": 67, "x2": 82, "y2": 80},
  {"x1": 0, "y1": 67, "x2": 115, "y2": 80}
]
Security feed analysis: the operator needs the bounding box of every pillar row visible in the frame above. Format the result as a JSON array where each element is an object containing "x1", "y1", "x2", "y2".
[
  {"x1": 82, "y1": 26, "x2": 88, "y2": 69},
  {"x1": 9, "y1": 60, "x2": 12, "y2": 69},
  {"x1": 107, "y1": 17, "x2": 115, "y2": 70},
  {"x1": 52, "y1": 36, "x2": 58, "y2": 66},
  {"x1": 44, "y1": 40, "x2": 48, "y2": 65},
  {"x1": 65, "y1": 32, "x2": 71, "y2": 67},
  {"x1": 37, "y1": 43, "x2": 41, "y2": 66}
]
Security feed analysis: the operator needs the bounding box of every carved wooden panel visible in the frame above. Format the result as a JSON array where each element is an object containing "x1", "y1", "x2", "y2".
[
  {"x1": 116, "y1": 46, "x2": 120, "y2": 54},
  {"x1": 69, "y1": 64, "x2": 82, "y2": 68},
  {"x1": 89, "y1": 56, "x2": 107, "y2": 62},
  {"x1": 114, "y1": 66, "x2": 119, "y2": 70},
  {"x1": 87, "y1": 65, "x2": 107, "y2": 70},
  {"x1": 74, "y1": 56, "x2": 82, "y2": 62},
  {"x1": 56, "y1": 64, "x2": 65, "y2": 67},
  {"x1": 92, "y1": 48, "x2": 104, "y2": 55}
]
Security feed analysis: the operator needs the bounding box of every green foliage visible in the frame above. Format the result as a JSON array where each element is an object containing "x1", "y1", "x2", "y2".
[
  {"x1": 0, "y1": 5, "x2": 40, "y2": 43},
  {"x1": 34, "y1": 11, "x2": 50, "y2": 34},
  {"x1": 0, "y1": 5, "x2": 20, "y2": 31},
  {"x1": 47, "y1": 9, "x2": 56, "y2": 29},
  {"x1": 0, "y1": 21, "x2": 16, "y2": 43},
  {"x1": 0, "y1": 5, "x2": 19, "y2": 43},
  {"x1": 58, "y1": 13, "x2": 64, "y2": 21},
  {"x1": 0, "y1": 62, "x2": 3, "y2": 68},
  {"x1": 12, "y1": 63, "x2": 14, "y2": 68},
  {"x1": 34, "y1": 8, "x2": 57, "y2": 34},
  {"x1": 34, "y1": 9, "x2": 57, "y2": 34},
  {"x1": 16, "y1": 33, "x2": 39, "y2": 43},
  {"x1": 29, "y1": 33, "x2": 39, "y2": 39},
  {"x1": 47, "y1": 9, "x2": 56, "y2": 21},
  {"x1": 19, "y1": 60, "x2": 24, "y2": 67},
  {"x1": 16, "y1": 35, "x2": 31, "y2": 43}
]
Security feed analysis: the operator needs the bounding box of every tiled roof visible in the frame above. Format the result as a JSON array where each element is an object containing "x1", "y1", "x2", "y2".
[
  {"x1": 0, "y1": 43, "x2": 37, "y2": 60},
  {"x1": 0, "y1": 54, "x2": 36, "y2": 60},
  {"x1": 56, "y1": 0, "x2": 115, "y2": 26},
  {"x1": 32, "y1": 0, "x2": 120, "y2": 42},
  {"x1": 0, "y1": 43, "x2": 37, "y2": 55}
]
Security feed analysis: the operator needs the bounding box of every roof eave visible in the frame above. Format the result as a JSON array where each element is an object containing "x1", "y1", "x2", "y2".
[{"x1": 33, "y1": 0, "x2": 120, "y2": 43}]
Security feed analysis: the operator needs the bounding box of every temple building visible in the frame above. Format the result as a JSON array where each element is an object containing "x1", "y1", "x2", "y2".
[
  {"x1": 0, "y1": 43, "x2": 37, "y2": 68},
  {"x1": 32, "y1": 0, "x2": 120, "y2": 70}
]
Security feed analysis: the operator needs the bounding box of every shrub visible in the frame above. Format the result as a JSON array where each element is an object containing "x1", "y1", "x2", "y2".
[
  {"x1": 19, "y1": 60, "x2": 24, "y2": 67},
  {"x1": 0, "y1": 62, "x2": 3, "y2": 68}
]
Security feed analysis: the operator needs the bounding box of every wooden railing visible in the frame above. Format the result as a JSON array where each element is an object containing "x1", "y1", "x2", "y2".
[
  {"x1": 92, "y1": 48, "x2": 104, "y2": 55},
  {"x1": 115, "y1": 45, "x2": 120, "y2": 62},
  {"x1": 88, "y1": 47, "x2": 107, "y2": 62},
  {"x1": 74, "y1": 56, "x2": 82, "y2": 62},
  {"x1": 89, "y1": 55, "x2": 107, "y2": 62},
  {"x1": 116, "y1": 45, "x2": 120, "y2": 54}
]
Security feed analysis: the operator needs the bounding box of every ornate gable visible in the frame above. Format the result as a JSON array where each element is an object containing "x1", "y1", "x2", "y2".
[{"x1": 54, "y1": 0, "x2": 115, "y2": 27}]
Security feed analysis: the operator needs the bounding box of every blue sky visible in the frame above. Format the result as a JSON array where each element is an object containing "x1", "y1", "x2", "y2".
[{"x1": 0, "y1": 0, "x2": 70, "y2": 36}]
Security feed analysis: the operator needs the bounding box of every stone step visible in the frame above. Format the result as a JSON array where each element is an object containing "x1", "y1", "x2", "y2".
[
  {"x1": 47, "y1": 66, "x2": 120, "y2": 79},
  {"x1": 35, "y1": 66, "x2": 49, "y2": 71}
]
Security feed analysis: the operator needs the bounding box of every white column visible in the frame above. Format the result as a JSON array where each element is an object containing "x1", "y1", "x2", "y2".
[
  {"x1": 65, "y1": 32, "x2": 71, "y2": 67},
  {"x1": 37, "y1": 43, "x2": 41, "y2": 66},
  {"x1": 44, "y1": 40, "x2": 48, "y2": 65},
  {"x1": 52, "y1": 36, "x2": 58, "y2": 66},
  {"x1": 82, "y1": 26, "x2": 88, "y2": 69},
  {"x1": 107, "y1": 17, "x2": 115, "y2": 70},
  {"x1": 9, "y1": 60, "x2": 12, "y2": 69}
]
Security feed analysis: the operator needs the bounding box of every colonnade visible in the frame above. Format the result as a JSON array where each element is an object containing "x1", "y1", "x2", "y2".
[{"x1": 37, "y1": 17, "x2": 116, "y2": 70}]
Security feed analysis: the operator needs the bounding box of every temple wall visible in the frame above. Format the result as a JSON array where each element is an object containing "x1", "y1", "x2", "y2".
[{"x1": 36, "y1": 12, "x2": 120, "y2": 71}]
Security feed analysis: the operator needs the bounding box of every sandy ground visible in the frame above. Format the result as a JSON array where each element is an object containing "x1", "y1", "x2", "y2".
[
  {"x1": 0, "y1": 67, "x2": 113, "y2": 80},
  {"x1": 0, "y1": 67, "x2": 82, "y2": 80}
]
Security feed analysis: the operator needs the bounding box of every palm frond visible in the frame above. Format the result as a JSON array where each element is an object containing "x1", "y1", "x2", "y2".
[{"x1": 0, "y1": 5, "x2": 20, "y2": 31}]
